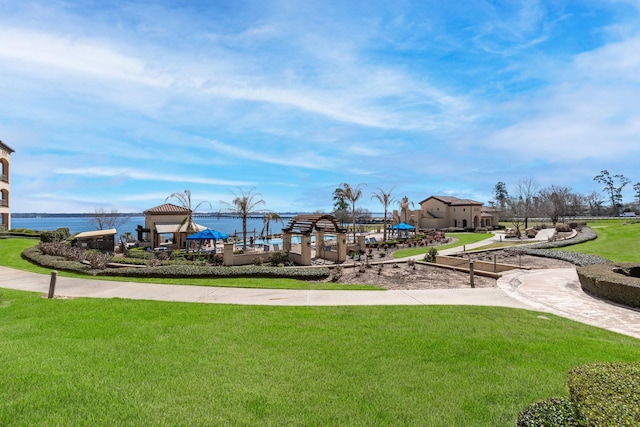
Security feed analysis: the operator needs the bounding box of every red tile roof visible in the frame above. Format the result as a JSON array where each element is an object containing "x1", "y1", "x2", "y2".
[{"x1": 143, "y1": 203, "x2": 191, "y2": 215}]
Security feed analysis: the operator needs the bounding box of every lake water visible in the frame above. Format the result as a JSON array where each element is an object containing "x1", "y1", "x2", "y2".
[{"x1": 11, "y1": 215, "x2": 278, "y2": 241}]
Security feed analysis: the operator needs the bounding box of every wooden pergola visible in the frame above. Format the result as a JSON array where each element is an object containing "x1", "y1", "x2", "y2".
[{"x1": 281, "y1": 214, "x2": 348, "y2": 265}]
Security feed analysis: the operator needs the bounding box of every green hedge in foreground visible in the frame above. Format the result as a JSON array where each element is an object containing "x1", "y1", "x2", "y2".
[
  {"x1": 22, "y1": 246, "x2": 330, "y2": 280},
  {"x1": 568, "y1": 363, "x2": 640, "y2": 426},
  {"x1": 516, "y1": 363, "x2": 640, "y2": 426}
]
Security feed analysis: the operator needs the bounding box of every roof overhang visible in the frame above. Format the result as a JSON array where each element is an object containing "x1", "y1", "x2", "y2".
[{"x1": 74, "y1": 228, "x2": 117, "y2": 239}]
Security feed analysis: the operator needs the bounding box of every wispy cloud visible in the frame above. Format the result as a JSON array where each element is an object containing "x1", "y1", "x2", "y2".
[{"x1": 55, "y1": 167, "x2": 253, "y2": 187}]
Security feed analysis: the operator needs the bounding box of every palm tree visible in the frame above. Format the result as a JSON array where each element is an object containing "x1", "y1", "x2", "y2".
[
  {"x1": 371, "y1": 187, "x2": 394, "y2": 241},
  {"x1": 395, "y1": 196, "x2": 414, "y2": 238},
  {"x1": 261, "y1": 212, "x2": 283, "y2": 242},
  {"x1": 166, "y1": 190, "x2": 211, "y2": 247},
  {"x1": 221, "y1": 187, "x2": 266, "y2": 250},
  {"x1": 334, "y1": 182, "x2": 365, "y2": 242}
]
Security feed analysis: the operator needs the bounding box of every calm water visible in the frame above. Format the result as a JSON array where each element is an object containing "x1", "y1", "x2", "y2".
[{"x1": 11, "y1": 215, "x2": 280, "y2": 240}]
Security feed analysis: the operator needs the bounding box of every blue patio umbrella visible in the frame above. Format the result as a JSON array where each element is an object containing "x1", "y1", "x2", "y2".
[
  {"x1": 390, "y1": 222, "x2": 415, "y2": 238},
  {"x1": 186, "y1": 229, "x2": 229, "y2": 253},
  {"x1": 391, "y1": 222, "x2": 415, "y2": 230}
]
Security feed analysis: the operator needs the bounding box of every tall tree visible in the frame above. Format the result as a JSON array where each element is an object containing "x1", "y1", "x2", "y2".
[
  {"x1": 493, "y1": 181, "x2": 509, "y2": 210},
  {"x1": 594, "y1": 170, "x2": 630, "y2": 216},
  {"x1": 371, "y1": 187, "x2": 394, "y2": 241},
  {"x1": 515, "y1": 177, "x2": 538, "y2": 229},
  {"x1": 505, "y1": 196, "x2": 526, "y2": 238},
  {"x1": 334, "y1": 183, "x2": 364, "y2": 242},
  {"x1": 221, "y1": 187, "x2": 266, "y2": 250},
  {"x1": 166, "y1": 190, "x2": 212, "y2": 246},
  {"x1": 89, "y1": 207, "x2": 129, "y2": 230},
  {"x1": 634, "y1": 182, "x2": 640, "y2": 206},
  {"x1": 538, "y1": 185, "x2": 572, "y2": 225},
  {"x1": 586, "y1": 191, "x2": 605, "y2": 216},
  {"x1": 260, "y1": 212, "x2": 283, "y2": 242}
]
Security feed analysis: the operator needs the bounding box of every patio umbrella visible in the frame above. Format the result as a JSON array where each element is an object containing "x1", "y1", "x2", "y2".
[
  {"x1": 391, "y1": 222, "x2": 415, "y2": 230},
  {"x1": 390, "y1": 222, "x2": 415, "y2": 238},
  {"x1": 186, "y1": 229, "x2": 229, "y2": 253}
]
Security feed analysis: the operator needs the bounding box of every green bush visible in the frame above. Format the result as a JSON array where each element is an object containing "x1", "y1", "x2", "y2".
[
  {"x1": 126, "y1": 247, "x2": 157, "y2": 260},
  {"x1": 515, "y1": 397, "x2": 579, "y2": 427},
  {"x1": 268, "y1": 250, "x2": 290, "y2": 266},
  {"x1": 568, "y1": 363, "x2": 640, "y2": 426},
  {"x1": 423, "y1": 247, "x2": 438, "y2": 263},
  {"x1": 516, "y1": 363, "x2": 640, "y2": 426},
  {"x1": 40, "y1": 228, "x2": 70, "y2": 242}
]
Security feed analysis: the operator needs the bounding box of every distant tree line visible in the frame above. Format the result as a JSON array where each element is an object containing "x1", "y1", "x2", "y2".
[{"x1": 490, "y1": 170, "x2": 640, "y2": 229}]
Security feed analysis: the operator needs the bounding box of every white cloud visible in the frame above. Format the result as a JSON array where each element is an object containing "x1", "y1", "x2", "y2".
[
  {"x1": 0, "y1": 27, "x2": 170, "y2": 86},
  {"x1": 54, "y1": 167, "x2": 254, "y2": 187}
]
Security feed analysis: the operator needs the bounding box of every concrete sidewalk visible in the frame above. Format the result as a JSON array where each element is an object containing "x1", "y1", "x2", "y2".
[
  {"x1": 0, "y1": 266, "x2": 526, "y2": 308},
  {"x1": 2, "y1": 264, "x2": 640, "y2": 339}
]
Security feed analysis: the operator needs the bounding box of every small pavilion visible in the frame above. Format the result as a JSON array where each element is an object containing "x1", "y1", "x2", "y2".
[{"x1": 281, "y1": 214, "x2": 348, "y2": 265}]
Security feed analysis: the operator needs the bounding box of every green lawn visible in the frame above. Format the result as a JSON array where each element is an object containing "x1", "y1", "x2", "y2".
[
  {"x1": 1, "y1": 288, "x2": 639, "y2": 426},
  {"x1": 557, "y1": 220, "x2": 640, "y2": 263},
  {"x1": 393, "y1": 232, "x2": 492, "y2": 258}
]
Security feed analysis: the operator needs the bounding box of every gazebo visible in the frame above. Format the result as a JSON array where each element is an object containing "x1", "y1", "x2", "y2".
[{"x1": 281, "y1": 214, "x2": 348, "y2": 265}]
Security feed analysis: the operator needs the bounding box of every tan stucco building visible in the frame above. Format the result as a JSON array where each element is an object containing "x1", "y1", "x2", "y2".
[
  {"x1": 0, "y1": 140, "x2": 14, "y2": 231},
  {"x1": 142, "y1": 203, "x2": 206, "y2": 249},
  {"x1": 394, "y1": 196, "x2": 500, "y2": 231}
]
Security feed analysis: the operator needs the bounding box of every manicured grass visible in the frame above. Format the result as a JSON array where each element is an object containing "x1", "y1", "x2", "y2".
[
  {"x1": 557, "y1": 220, "x2": 640, "y2": 263},
  {"x1": 393, "y1": 232, "x2": 493, "y2": 258},
  {"x1": 1, "y1": 288, "x2": 639, "y2": 426},
  {"x1": 0, "y1": 238, "x2": 377, "y2": 290}
]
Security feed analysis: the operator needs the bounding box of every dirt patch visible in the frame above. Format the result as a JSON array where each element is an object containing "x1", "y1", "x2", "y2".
[{"x1": 322, "y1": 250, "x2": 575, "y2": 290}]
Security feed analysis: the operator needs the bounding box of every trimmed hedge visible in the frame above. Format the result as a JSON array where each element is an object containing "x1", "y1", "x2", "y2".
[
  {"x1": 517, "y1": 363, "x2": 640, "y2": 426},
  {"x1": 577, "y1": 263, "x2": 640, "y2": 308},
  {"x1": 568, "y1": 363, "x2": 640, "y2": 426},
  {"x1": 101, "y1": 264, "x2": 330, "y2": 280},
  {"x1": 40, "y1": 228, "x2": 71, "y2": 242},
  {"x1": 515, "y1": 397, "x2": 579, "y2": 426},
  {"x1": 22, "y1": 246, "x2": 330, "y2": 280}
]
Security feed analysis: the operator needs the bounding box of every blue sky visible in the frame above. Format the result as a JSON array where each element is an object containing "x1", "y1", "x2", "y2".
[{"x1": 2, "y1": 0, "x2": 640, "y2": 213}]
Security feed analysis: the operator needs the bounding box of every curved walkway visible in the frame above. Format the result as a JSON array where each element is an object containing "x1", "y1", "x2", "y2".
[{"x1": 2, "y1": 264, "x2": 640, "y2": 339}]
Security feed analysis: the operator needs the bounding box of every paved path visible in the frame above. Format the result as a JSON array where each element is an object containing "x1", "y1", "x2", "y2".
[{"x1": 2, "y1": 263, "x2": 640, "y2": 339}]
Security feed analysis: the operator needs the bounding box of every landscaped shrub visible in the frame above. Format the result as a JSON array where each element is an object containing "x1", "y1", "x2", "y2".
[
  {"x1": 85, "y1": 251, "x2": 111, "y2": 270},
  {"x1": 577, "y1": 263, "x2": 640, "y2": 308},
  {"x1": 424, "y1": 247, "x2": 438, "y2": 263},
  {"x1": 268, "y1": 250, "x2": 289, "y2": 266},
  {"x1": 100, "y1": 264, "x2": 330, "y2": 280},
  {"x1": 567, "y1": 363, "x2": 640, "y2": 426},
  {"x1": 40, "y1": 228, "x2": 70, "y2": 242},
  {"x1": 22, "y1": 246, "x2": 90, "y2": 273},
  {"x1": 22, "y1": 246, "x2": 329, "y2": 280},
  {"x1": 555, "y1": 223, "x2": 571, "y2": 232},
  {"x1": 127, "y1": 247, "x2": 156, "y2": 260},
  {"x1": 515, "y1": 397, "x2": 579, "y2": 427},
  {"x1": 37, "y1": 242, "x2": 85, "y2": 262}
]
